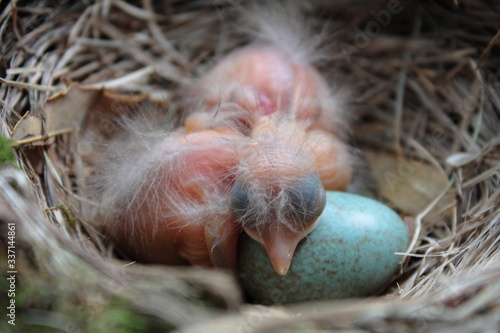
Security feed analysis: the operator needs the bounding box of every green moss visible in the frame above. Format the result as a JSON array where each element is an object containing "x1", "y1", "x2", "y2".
[
  {"x1": 0, "y1": 135, "x2": 17, "y2": 168},
  {"x1": 50, "y1": 204, "x2": 78, "y2": 226},
  {"x1": 90, "y1": 306, "x2": 147, "y2": 333}
]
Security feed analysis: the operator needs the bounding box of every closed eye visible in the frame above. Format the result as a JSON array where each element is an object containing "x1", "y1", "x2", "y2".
[{"x1": 285, "y1": 174, "x2": 326, "y2": 228}]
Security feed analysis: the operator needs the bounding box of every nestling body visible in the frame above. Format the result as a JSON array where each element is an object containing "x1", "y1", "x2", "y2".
[{"x1": 96, "y1": 3, "x2": 352, "y2": 275}]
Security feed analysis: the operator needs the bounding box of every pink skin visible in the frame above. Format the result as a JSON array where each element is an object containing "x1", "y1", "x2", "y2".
[
  {"x1": 112, "y1": 44, "x2": 352, "y2": 275},
  {"x1": 110, "y1": 130, "x2": 241, "y2": 271},
  {"x1": 184, "y1": 44, "x2": 352, "y2": 193},
  {"x1": 184, "y1": 44, "x2": 345, "y2": 136}
]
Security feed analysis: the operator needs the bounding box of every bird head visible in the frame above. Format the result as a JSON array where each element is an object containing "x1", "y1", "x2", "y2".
[{"x1": 230, "y1": 115, "x2": 326, "y2": 275}]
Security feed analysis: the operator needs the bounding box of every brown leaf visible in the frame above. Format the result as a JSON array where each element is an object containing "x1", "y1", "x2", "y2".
[
  {"x1": 43, "y1": 84, "x2": 101, "y2": 144},
  {"x1": 11, "y1": 112, "x2": 43, "y2": 145},
  {"x1": 367, "y1": 152, "x2": 454, "y2": 216},
  {"x1": 83, "y1": 89, "x2": 150, "y2": 136}
]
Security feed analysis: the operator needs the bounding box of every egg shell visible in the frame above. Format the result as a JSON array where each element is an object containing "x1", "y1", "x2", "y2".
[{"x1": 238, "y1": 191, "x2": 409, "y2": 304}]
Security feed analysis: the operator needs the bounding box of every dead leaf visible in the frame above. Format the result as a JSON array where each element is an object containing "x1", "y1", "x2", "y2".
[
  {"x1": 11, "y1": 112, "x2": 43, "y2": 145},
  {"x1": 83, "y1": 89, "x2": 152, "y2": 136},
  {"x1": 43, "y1": 84, "x2": 101, "y2": 144},
  {"x1": 367, "y1": 152, "x2": 455, "y2": 216}
]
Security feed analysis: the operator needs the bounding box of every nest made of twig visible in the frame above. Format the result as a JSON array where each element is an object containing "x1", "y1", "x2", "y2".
[{"x1": 0, "y1": 0, "x2": 499, "y2": 332}]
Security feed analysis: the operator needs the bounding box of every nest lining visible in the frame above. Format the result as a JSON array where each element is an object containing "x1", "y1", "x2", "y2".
[{"x1": 0, "y1": 0, "x2": 499, "y2": 332}]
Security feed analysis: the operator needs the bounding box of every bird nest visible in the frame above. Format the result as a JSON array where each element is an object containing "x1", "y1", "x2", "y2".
[{"x1": 1, "y1": 0, "x2": 499, "y2": 332}]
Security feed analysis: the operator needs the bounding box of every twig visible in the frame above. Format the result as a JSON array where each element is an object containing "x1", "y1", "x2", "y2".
[
  {"x1": 11, "y1": 129, "x2": 73, "y2": 147},
  {"x1": 112, "y1": 0, "x2": 167, "y2": 21},
  {"x1": 141, "y1": 0, "x2": 188, "y2": 67},
  {"x1": 399, "y1": 174, "x2": 457, "y2": 256},
  {"x1": 394, "y1": 58, "x2": 408, "y2": 157},
  {"x1": 81, "y1": 66, "x2": 154, "y2": 89},
  {"x1": 0, "y1": 77, "x2": 64, "y2": 92},
  {"x1": 476, "y1": 30, "x2": 500, "y2": 70}
]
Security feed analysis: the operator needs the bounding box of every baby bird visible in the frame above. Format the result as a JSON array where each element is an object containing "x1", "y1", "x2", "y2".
[{"x1": 95, "y1": 2, "x2": 352, "y2": 275}]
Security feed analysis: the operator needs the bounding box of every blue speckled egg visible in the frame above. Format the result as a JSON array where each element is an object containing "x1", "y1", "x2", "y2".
[{"x1": 238, "y1": 191, "x2": 409, "y2": 304}]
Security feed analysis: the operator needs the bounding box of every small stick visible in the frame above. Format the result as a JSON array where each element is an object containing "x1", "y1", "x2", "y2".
[
  {"x1": 11, "y1": 129, "x2": 73, "y2": 147},
  {"x1": 0, "y1": 77, "x2": 63, "y2": 92},
  {"x1": 476, "y1": 30, "x2": 500, "y2": 70}
]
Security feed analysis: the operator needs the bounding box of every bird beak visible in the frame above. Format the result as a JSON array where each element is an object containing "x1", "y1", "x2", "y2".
[{"x1": 243, "y1": 219, "x2": 319, "y2": 275}]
